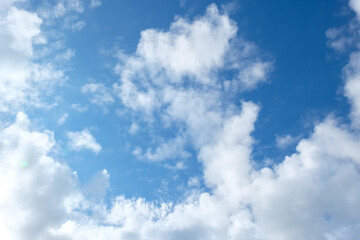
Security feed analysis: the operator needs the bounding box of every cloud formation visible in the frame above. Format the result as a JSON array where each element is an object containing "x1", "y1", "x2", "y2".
[
  {"x1": 0, "y1": 3, "x2": 64, "y2": 112},
  {"x1": 1, "y1": 2, "x2": 360, "y2": 240},
  {"x1": 81, "y1": 83, "x2": 114, "y2": 106},
  {"x1": 0, "y1": 113, "x2": 76, "y2": 240},
  {"x1": 67, "y1": 129, "x2": 102, "y2": 154}
]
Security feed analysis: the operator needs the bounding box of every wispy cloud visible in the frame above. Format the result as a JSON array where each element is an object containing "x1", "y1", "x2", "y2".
[{"x1": 57, "y1": 113, "x2": 69, "y2": 125}]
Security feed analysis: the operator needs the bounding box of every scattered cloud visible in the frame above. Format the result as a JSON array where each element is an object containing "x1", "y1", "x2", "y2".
[
  {"x1": 1, "y1": 2, "x2": 360, "y2": 240},
  {"x1": 0, "y1": 4, "x2": 65, "y2": 112},
  {"x1": 133, "y1": 135, "x2": 189, "y2": 162},
  {"x1": 71, "y1": 103, "x2": 88, "y2": 112},
  {"x1": 57, "y1": 113, "x2": 69, "y2": 125},
  {"x1": 129, "y1": 122, "x2": 139, "y2": 135},
  {"x1": 326, "y1": 27, "x2": 355, "y2": 53},
  {"x1": 275, "y1": 134, "x2": 299, "y2": 149},
  {"x1": 4, "y1": 107, "x2": 360, "y2": 240},
  {"x1": 67, "y1": 128, "x2": 102, "y2": 154},
  {"x1": 81, "y1": 82, "x2": 114, "y2": 106},
  {"x1": 187, "y1": 176, "x2": 200, "y2": 187},
  {"x1": 238, "y1": 61, "x2": 272, "y2": 90},
  {"x1": 90, "y1": 0, "x2": 102, "y2": 8}
]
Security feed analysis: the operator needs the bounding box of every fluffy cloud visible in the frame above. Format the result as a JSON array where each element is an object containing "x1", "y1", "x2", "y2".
[
  {"x1": 0, "y1": 2, "x2": 66, "y2": 113},
  {"x1": 67, "y1": 129, "x2": 102, "y2": 154},
  {"x1": 340, "y1": 0, "x2": 360, "y2": 128},
  {"x1": 250, "y1": 118, "x2": 360, "y2": 240},
  {"x1": 2, "y1": 2, "x2": 360, "y2": 240},
  {"x1": 350, "y1": 0, "x2": 360, "y2": 17},
  {"x1": 238, "y1": 61, "x2": 272, "y2": 90},
  {"x1": 0, "y1": 113, "x2": 76, "y2": 240},
  {"x1": 3, "y1": 110, "x2": 360, "y2": 240},
  {"x1": 114, "y1": 4, "x2": 271, "y2": 114}
]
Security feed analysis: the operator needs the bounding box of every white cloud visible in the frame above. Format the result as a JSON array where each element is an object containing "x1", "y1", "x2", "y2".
[
  {"x1": 344, "y1": 51, "x2": 360, "y2": 128},
  {"x1": 37, "y1": 0, "x2": 86, "y2": 32},
  {"x1": 249, "y1": 118, "x2": 360, "y2": 239},
  {"x1": 187, "y1": 176, "x2": 200, "y2": 187},
  {"x1": 81, "y1": 83, "x2": 114, "y2": 106},
  {"x1": 135, "y1": 4, "x2": 237, "y2": 84},
  {"x1": 57, "y1": 113, "x2": 69, "y2": 125},
  {"x1": 90, "y1": 0, "x2": 102, "y2": 8},
  {"x1": 4, "y1": 109, "x2": 360, "y2": 240},
  {"x1": 275, "y1": 134, "x2": 299, "y2": 149},
  {"x1": 350, "y1": 0, "x2": 360, "y2": 17},
  {"x1": 0, "y1": 112, "x2": 77, "y2": 240},
  {"x1": 68, "y1": 20, "x2": 86, "y2": 31},
  {"x1": 71, "y1": 103, "x2": 88, "y2": 112},
  {"x1": 326, "y1": 27, "x2": 355, "y2": 53},
  {"x1": 134, "y1": 135, "x2": 190, "y2": 162},
  {"x1": 129, "y1": 122, "x2": 139, "y2": 135},
  {"x1": 238, "y1": 61, "x2": 272, "y2": 90},
  {"x1": 113, "y1": 4, "x2": 271, "y2": 116},
  {"x1": 39, "y1": 0, "x2": 84, "y2": 18},
  {"x1": 67, "y1": 129, "x2": 102, "y2": 154},
  {"x1": 55, "y1": 48, "x2": 75, "y2": 61},
  {"x1": 0, "y1": 3, "x2": 69, "y2": 113},
  {"x1": 66, "y1": 0, "x2": 84, "y2": 13},
  {"x1": 2, "y1": 2, "x2": 360, "y2": 240}
]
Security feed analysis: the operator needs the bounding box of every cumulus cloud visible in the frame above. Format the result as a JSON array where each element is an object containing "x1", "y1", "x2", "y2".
[
  {"x1": 3, "y1": 109, "x2": 360, "y2": 240},
  {"x1": 0, "y1": 4, "x2": 65, "y2": 112},
  {"x1": 113, "y1": 4, "x2": 271, "y2": 115},
  {"x1": 0, "y1": 112, "x2": 77, "y2": 240},
  {"x1": 339, "y1": 0, "x2": 360, "y2": 128},
  {"x1": 350, "y1": 0, "x2": 360, "y2": 17},
  {"x1": 2, "y1": 2, "x2": 360, "y2": 240},
  {"x1": 67, "y1": 129, "x2": 102, "y2": 154},
  {"x1": 0, "y1": 1, "x2": 86, "y2": 113}
]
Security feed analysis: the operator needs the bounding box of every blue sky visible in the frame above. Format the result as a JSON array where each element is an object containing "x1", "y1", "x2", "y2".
[{"x1": 1, "y1": 0, "x2": 360, "y2": 239}]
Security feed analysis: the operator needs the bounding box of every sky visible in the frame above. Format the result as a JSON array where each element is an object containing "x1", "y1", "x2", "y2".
[{"x1": 1, "y1": 0, "x2": 360, "y2": 239}]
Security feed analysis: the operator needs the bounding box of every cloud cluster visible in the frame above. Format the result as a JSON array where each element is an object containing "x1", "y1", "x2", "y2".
[
  {"x1": 0, "y1": 113, "x2": 76, "y2": 240},
  {"x1": 0, "y1": 2, "x2": 65, "y2": 112},
  {"x1": 1, "y1": 1, "x2": 360, "y2": 240},
  {"x1": 60, "y1": 3, "x2": 360, "y2": 239},
  {"x1": 114, "y1": 4, "x2": 271, "y2": 114}
]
